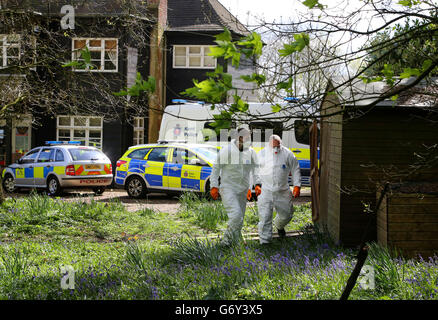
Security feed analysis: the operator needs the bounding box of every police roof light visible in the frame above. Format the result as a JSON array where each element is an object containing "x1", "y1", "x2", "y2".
[
  {"x1": 45, "y1": 141, "x2": 82, "y2": 145},
  {"x1": 284, "y1": 97, "x2": 300, "y2": 102},
  {"x1": 171, "y1": 99, "x2": 205, "y2": 105}
]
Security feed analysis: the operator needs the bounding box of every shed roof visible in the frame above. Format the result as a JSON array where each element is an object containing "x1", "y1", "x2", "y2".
[
  {"x1": 167, "y1": 0, "x2": 250, "y2": 36},
  {"x1": 326, "y1": 77, "x2": 438, "y2": 109}
]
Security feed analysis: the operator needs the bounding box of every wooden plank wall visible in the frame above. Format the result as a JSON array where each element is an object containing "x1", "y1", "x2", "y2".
[
  {"x1": 378, "y1": 192, "x2": 438, "y2": 258},
  {"x1": 339, "y1": 107, "x2": 438, "y2": 247},
  {"x1": 318, "y1": 90, "x2": 343, "y2": 243}
]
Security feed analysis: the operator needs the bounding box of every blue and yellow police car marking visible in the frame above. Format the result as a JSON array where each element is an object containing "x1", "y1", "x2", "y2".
[
  {"x1": 144, "y1": 161, "x2": 165, "y2": 187},
  {"x1": 15, "y1": 168, "x2": 25, "y2": 179},
  {"x1": 115, "y1": 145, "x2": 214, "y2": 192},
  {"x1": 24, "y1": 168, "x2": 33, "y2": 178}
]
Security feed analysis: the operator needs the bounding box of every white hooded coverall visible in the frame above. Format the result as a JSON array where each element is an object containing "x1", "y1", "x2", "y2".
[
  {"x1": 210, "y1": 140, "x2": 260, "y2": 245},
  {"x1": 257, "y1": 145, "x2": 301, "y2": 244}
]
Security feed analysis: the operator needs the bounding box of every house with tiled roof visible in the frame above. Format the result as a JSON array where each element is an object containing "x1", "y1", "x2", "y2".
[
  {"x1": 164, "y1": 0, "x2": 258, "y2": 107},
  {"x1": 0, "y1": 0, "x2": 256, "y2": 173}
]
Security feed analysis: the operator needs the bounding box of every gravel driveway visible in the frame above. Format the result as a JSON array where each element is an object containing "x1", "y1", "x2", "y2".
[{"x1": 6, "y1": 187, "x2": 311, "y2": 213}]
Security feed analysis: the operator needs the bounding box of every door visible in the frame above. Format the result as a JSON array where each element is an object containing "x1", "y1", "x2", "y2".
[
  {"x1": 143, "y1": 147, "x2": 170, "y2": 189},
  {"x1": 15, "y1": 148, "x2": 40, "y2": 186},
  {"x1": 12, "y1": 116, "x2": 32, "y2": 162},
  {"x1": 33, "y1": 148, "x2": 55, "y2": 187},
  {"x1": 169, "y1": 148, "x2": 204, "y2": 191}
]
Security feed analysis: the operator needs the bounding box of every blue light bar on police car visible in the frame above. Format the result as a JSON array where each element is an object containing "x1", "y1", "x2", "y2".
[
  {"x1": 284, "y1": 97, "x2": 300, "y2": 102},
  {"x1": 171, "y1": 99, "x2": 205, "y2": 105},
  {"x1": 45, "y1": 141, "x2": 82, "y2": 145}
]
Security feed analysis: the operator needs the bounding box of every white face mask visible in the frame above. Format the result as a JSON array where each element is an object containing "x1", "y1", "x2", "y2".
[{"x1": 273, "y1": 146, "x2": 280, "y2": 153}]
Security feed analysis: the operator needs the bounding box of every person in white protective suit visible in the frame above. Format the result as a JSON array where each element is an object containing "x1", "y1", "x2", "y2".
[
  {"x1": 210, "y1": 128, "x2": 261, "y2": 246},
  {"x1": 257, "y1": 134, "x2": 301, "y2": 244}
]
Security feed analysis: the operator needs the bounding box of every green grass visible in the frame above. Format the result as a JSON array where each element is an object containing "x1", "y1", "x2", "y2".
[{"x1": 0, "y1": 192, "x2": 437, "y2": 300}]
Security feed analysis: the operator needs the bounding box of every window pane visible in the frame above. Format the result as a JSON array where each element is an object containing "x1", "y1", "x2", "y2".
[
  {"x1": 294, "y1": 120, "x2": 311, "y2": 145},
  {"x1": 104, "y1": 60, "x2": 117, "y2": 70},
  {"x1": 204, "y1": 47, "x2": 211, "y2": 55},
  {"x1": 174, "y1": 56, "x2": 186, "y2": 67},
  {"x1": 105, "y1": 40, "x2": 117, "y2": 50},
  {"x1": 204, "y1": 56, "x2": 215, "y2": 68},
  {"x1": 58, "y1": 129, "x2": 70, "y2": 138},
  {"x1": 128, "y1": 148, "x2": 151, "y2": 159},
  {"x1": 74, "y1": 39, "x2": 86, "y2": 49},
  {"x1": 175, "y1": 47, "x2": 186, "y2": 56},
  {"x1": 7, "y1": 57, "x2": 19, "y2": 65},
  {"x1": 90, "y1": 51, "x2": 101, "y2": 60},
  {"x1": 58, "y1": 117, "x2": 70, "y2": 126},
  {"x1": 89, "y1": 39, "x2": 102, "y2": 48},
  {"x1": 89, "y1": 118, "x2": 101, "y2": 127},
  {"x1": 189, "y1": 47, "x2": 201, "y2": 54},
  {"x1": 147, "y1": 148, "x2": 169, "y2": 162},
  {"x1": 8, "y1": 47, "x2": 19, "y2": 57},
  {"x1": 189, "y1": 56, "x2": 201, "y2": 67},
  {"x1": 68, "y1": 148, "x2": 106, "y2": 161},
  {"x1": 55, "y1": 150, "x2": 65, "y2": 162},
  {"x1": 89, "y1": 130, "x2": 101, "y2": 138},
  {"x1": 37, "y1": 149, "x2": 53, "y2": 162},
  {"x1": 74, "y1": 118, "x2": 86, "y2": 127},
  {"x1": 74, "y1": 129, "x2": 85, "y2": 138}
]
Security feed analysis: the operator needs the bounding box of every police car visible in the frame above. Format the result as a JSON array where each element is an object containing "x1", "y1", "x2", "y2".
[
  {"x1": 115, "y1": 142, "x2": 219, "y2": 198},
  {"x1": 1, "y1": 141, "x2": 113, "y2": 195}
]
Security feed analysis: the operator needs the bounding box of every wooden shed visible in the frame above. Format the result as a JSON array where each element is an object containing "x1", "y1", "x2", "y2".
[{"x1": 316, "y1": 78, "x2": 438, "y2": 255}]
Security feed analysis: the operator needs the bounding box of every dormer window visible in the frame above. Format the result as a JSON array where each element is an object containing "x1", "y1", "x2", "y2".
[
  {"x1": 72, "y1": 38, "x2": 118, "y2": 72},
  {"x1": 0, "y1": 34, "x2": 20, "y2": 68},
  {"x1": 173, "y1": 45, "x2": 216, "y2": 69}
]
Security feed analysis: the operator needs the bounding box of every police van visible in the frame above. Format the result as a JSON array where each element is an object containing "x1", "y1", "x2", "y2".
[{"x1": 158, "y1": 99, "x2": 318, "y2": 186}]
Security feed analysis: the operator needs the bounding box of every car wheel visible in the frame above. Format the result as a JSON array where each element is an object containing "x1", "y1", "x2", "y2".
[
  {"x1": 47, "y1": 176, "x2": 62, "y2": 196},
  {"x1": 126, "y1": 176, "x2": 147, "y2": 199},
  {"x1": 93, "y1": 187, "x2": 105, "y2": 195},
  {"x1": 2, "y1": 174, "x2": 16, "y2": 193}
]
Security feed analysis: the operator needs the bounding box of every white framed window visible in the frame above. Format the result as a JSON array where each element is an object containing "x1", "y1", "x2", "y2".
[
  {"x1": 0, "y1": 34, "x2": 21, "y2": 68},
  {"x1": 133, "y1": 117, "x2": 144, "y2": 145},
  {"x1": 57, "y1": 116, "x2": 103, "y2": 148},
  {"x1": 72, "y1": 38, "x2": 118, "y2": 72},
  {"x1": 173, "y1": 45, "x2": 216, "y2": 69}
]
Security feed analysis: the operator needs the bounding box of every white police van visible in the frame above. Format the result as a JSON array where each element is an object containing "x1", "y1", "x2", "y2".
[{"x1": 158, "y1": 99, "x2": 318, "y2": 186}]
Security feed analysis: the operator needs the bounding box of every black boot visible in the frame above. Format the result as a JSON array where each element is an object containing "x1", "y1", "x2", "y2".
[{"x1": 277, "y1": 228, "x2": 286, "y2": 237}]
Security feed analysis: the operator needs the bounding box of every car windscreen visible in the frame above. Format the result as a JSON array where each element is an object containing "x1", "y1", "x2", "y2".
[
  {"x1": 68, "y1": 148, "x2": 107, "y2": 161},
  {"x1": 191, "y1": 147, "x2": 218, "y2": 163}
]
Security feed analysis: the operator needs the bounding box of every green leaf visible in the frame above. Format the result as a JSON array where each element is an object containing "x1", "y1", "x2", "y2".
[
  {"x1": 215, "y1": 28, "x2": 232, "y2": 42},
  {"x1": 240, "y1": 73, "x2": 266, "y2": 86},
  {"x1": 276, "y1": 78, "x2": 294, "y2": 94},
  {"x1": 422, "y1": 59, "x2": 433, "y2": 71},
  {"x1": 397, "y1": 0, "x2": 411, "y2": 6},
  {"x1": 113, "y1": 73, "x2": 156, "y2": 97},
  {"x1": 237, "y1": 32, "x2": 263, "y2": 57},
  {"x1": 62, "y1": 61, "x2": 81, "y2": 68},
  {"x1": 302, "y1": 0, "x2": 324, "y2": 9},
  {"x1": 400, "y1": 67, "x2": 421, "y2": 79},
  {"x1": 208, "y1": 46, "x2": 226, "y2": 58},
  {"x1": 397, "y1": 0, "x2": 420, "y2": 7},
  {"x1": 390, "y1": 94, "x2": 399, "y2": 101},
  {"x1": 279, "y1": 33, "x2": 310, "y2": 56},
  {"x1": 271, "y1": 104, "x2": 282, "y2": 113}
]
